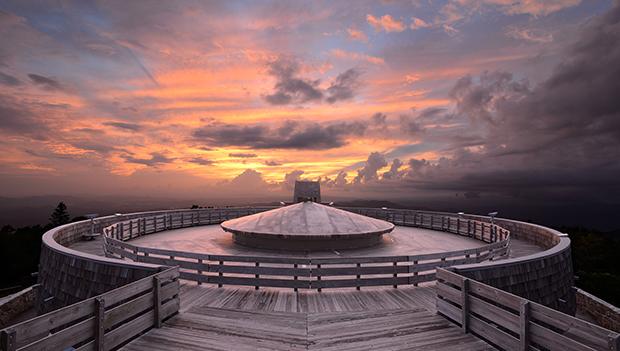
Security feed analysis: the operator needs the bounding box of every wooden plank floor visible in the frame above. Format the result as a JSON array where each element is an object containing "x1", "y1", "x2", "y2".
[
  {"x1": 121, "y1": 283, "x2": 494, "y2": 350},
  {"x1": 177, "y1": 282, "x2": 439, "y2": 314}
]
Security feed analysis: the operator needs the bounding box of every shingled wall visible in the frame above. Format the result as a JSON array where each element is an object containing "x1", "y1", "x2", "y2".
[
  {"x1": 453, "y1": 217, "x2": 575, "y2": 315},
  {"x1": 37, "y1": 214, "x2": 166, "y2": 313}
]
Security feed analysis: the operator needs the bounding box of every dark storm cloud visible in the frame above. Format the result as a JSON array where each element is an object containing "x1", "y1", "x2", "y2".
[
  {"x1": 194, "y1": 120, "x2": 367, "y2": 150},
  {"x1": 229, "y1": 153, "x2": 258, "y2": 158},
  {"x1": 264, "y1": 160, "x2": 283, "y2": 166},
  {"x1": 264, "y1": 57, "x2": 323, "y2": 105},
  {"x1": 28, "y1": 74, "x2": 63, "y2": 91},
  {"x1": 264, "y1": 57, "x2": 361, "y2": 105},
  {"x1": 69, "y1": 141, "x2": 119, "y2": 155},
  {"x1": 371, "y1": 112, "x2": 387, "y2": 126},
  {"x1": 103, "y1": 121, "x2": 143, "y2": 131},
  {"x1": 339, "y1": 4, "x2": 620, "y2": 205},
  {"x1": 354, "y1": 152, "x2": 387, "y2": 183},
  {"x1": 325, "y1": 68, "x2": 361, "y2": 103},
  {"x1": 188, "y1": 157, "x2": 214, "y2": 166},
  {"x1": 0, "y1": 71, "x2": 21, "y2": 86},
  {"x1": 0, "y1": 95, "x2": 48, "y2": 138},
  {"x1": 123, "y1": 152, "x2": 174, "y2": 166}
]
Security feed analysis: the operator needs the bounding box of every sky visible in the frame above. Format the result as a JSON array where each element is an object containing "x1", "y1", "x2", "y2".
[{"x1": 0, "y1": 0, "x2": 619, "y2": 224}]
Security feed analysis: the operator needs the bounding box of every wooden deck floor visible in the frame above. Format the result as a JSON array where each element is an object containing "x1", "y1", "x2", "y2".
[{"x1": 121, "y1": 283, "x2": 494, "y2": 350}]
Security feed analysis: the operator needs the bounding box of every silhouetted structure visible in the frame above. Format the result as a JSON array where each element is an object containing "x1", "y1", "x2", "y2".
[{"x1": 293, "y1": 180, "x2": 321, "y2": 203}]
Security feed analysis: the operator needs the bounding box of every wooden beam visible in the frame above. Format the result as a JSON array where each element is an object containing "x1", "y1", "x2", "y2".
[
  {"x1": 95, "y1": 297, "x2": 105, "y2": 351},
  {"x1": 0, "y1": 329, "x2": 16, "y2": 351},
  {"x1": 461, "y1": 278, "x2": 470, "y2": 333},
  {"x1": 153, "y1": 276, "x2": 162, "y2": 328},
  {"x1": 519, "y1": 300, "x2": 530, "y2": 351}
]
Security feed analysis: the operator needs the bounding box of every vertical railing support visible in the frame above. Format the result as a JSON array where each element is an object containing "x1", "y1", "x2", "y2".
[
  {"x1": 255, "y1": 262, "x2": 260, "y2": 290},
  {"x1": 356, "y1": 263, "x2": 361, "y2": 290},
  {"x1": 317, "y1": 264, "x2": 322, "y2": 292},
  {"x1": 218, "y1": 261, "x2": 223, "y2": 288},
  {"x1": 153, "y1": 276, "x2": 162, "y2": 328},
  {"x1": 294, "y1": 263, "x2": 299, "y2": 292},
  {"x1": 520, "y1": 300, "x2": 530, "y2": 351},
  {"x1": 461, "y1": 278, "x2": 470, "y2": 333},
  {"x1": 393, "y1": 262, "x2": 398, "y2": 288},
  {"x1": 1, "y1": 329, "x2": 16, "y2": 351},
  {"x1": 609, "y1": 335, "x2": 620, "y2": 351},
  {"x1": 197, "y1": 258, "x2": 203, "y2": 285},
  {"x1": 413, "y1": 260, "x2": 419, "y2": 286},
  {"x1": 95, "y1": 297, "x2": 105, "y2": 351}
]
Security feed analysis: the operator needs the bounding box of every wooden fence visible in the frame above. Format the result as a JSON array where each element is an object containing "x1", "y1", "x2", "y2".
[
  {"x1": 436, "y1": 268, "x2": 620, "y2": 351},
  {"x1": 0, "y1": 267, "x2": 179, "y2": 351},
  {"x1": 102, "y1": 210, "x2": 510, "y2": 291}
]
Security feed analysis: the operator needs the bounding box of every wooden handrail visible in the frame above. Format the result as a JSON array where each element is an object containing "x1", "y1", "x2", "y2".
[
  {"x1": 0, "y1": 267, "x2": 180, "y2": 351},
  {"x1": 436, "y1": 268, "x2": 620, "y2": 351},
  {"x1": 101, "y1": 210, "x2": 510, "y2": 291}
]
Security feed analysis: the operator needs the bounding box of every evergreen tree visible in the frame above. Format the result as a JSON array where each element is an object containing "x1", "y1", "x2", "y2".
[{"x1": 49, "y1": 202, "x2": 70, "y2": 227}]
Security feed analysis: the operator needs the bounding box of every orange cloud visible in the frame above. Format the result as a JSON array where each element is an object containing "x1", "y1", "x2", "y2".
[
  {"x1": 347, "y1": 28, "x2": 368, "y2": 42},
  {"x1": 330, "y1": 49, "x2": 385, "y2": 65},
  {"x1": 366, "y1": 14, "x2": 406, "y2": 32}
]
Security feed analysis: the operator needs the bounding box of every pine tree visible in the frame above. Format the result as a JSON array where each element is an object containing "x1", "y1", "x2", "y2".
[{"x1": 49, "y1": 202, "x2": 70, "y2": 227}]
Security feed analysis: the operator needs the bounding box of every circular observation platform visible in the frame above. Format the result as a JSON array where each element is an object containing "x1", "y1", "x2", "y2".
[{"x1": 220, "y1": 202, "x2": 395, "y2": 251}]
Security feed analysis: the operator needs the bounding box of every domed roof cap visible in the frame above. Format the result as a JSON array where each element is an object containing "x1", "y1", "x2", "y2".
[{"x1": 221, "y1": 202, "x2": 394, "y2": 238}]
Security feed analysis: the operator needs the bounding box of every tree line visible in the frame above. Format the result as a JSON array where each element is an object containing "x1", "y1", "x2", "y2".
[{"x1": 0, "y1": 202, "x2": 81, "y2": 296}]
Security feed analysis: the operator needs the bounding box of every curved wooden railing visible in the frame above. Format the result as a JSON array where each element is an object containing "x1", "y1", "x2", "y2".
[{"x1": 102, "y1": 209, "x2": 510, "y2": 290}]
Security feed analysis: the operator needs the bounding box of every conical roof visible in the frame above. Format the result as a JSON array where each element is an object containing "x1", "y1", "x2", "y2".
[{"x1": 221, "y1": 202, "x2": 394, "y2": 238}]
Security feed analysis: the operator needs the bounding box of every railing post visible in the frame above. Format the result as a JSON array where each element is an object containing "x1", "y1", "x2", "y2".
[
  {"x1": 1, "y1": 329, "x2": 16, "y2": 351},
  {"x1": 95, "y1": 297, "x2": 105, "y2": 351},
  {"x1": 317, "y1": 264, "x2": 322, "y2": 292},
  {"x1": 393, "y1": 261, "x2": 398, "y2": 288},
  {"x1": 218, "y1": 261, "x2": 223, "y2": 288},
  {"x1": 461, "y1": 278, "x2": 470, "y2": 333},
  {"x1": 129, "y1": 220, "x2": 133, "y2": 238},
  {"x1": 356, "y1": 263, "x2": 361, "y2": 290},
  {"x1": 519, "y1": 300, "x2": 530, "y2": 351},
  {"x1": 467, "y1": 220, "x2": 471, "y2": 237},
  {"x1": 120, "y1": 222, "x2": 124, "y2": 240},
  {"x1": 294, "y1": 263, "x2": 299, "y2": 292},
  {"x1": 413, "y1": 260, "x2": 419, "y2": 286},
  {"x1": 197, "y1": 258, "x2": 203, "y2": 285},
  {"x1": 255, "y1": 262, "x2": 260, "y2": 290},
  {"x1": 153, "y1": 276, "x2": 162, "y2": 328},
  {"x1": 609, "y1": 335, "x2": 620, "y2": 351}
]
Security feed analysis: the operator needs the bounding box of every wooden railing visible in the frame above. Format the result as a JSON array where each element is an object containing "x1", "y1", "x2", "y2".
[
  {"x1": 0, "y1": 267, "x2": 179, "y2": 351},
  {"x1": 436, "y1": 268, "x2": 620, "y2": 351},
  {"x1": 102, "y1": 210, "x2": 510, "y2": 291}
]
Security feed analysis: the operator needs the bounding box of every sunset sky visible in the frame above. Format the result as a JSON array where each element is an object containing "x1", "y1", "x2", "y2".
[{"x1": 0, "y1": 0, "x2": 619, "y2": 212}]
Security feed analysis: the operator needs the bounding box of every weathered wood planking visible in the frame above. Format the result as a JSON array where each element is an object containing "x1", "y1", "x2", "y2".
[
  {"x1": 120, "y1": 305, "x2": 493, "y2": 351},
  {"x1": 435, "y1": 268, "x2": 620, "y2": 351}
]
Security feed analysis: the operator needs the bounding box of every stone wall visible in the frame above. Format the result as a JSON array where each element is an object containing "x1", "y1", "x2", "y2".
[
  {"x1": 576, "y1": 288, "x2": 620, "y2": 332},
  {"x1": 453, "y1": 217, "x2": 575, "y2": 315},
  {"x1": 0, "y1": 287, "x2": 34, "y2": 329}
]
